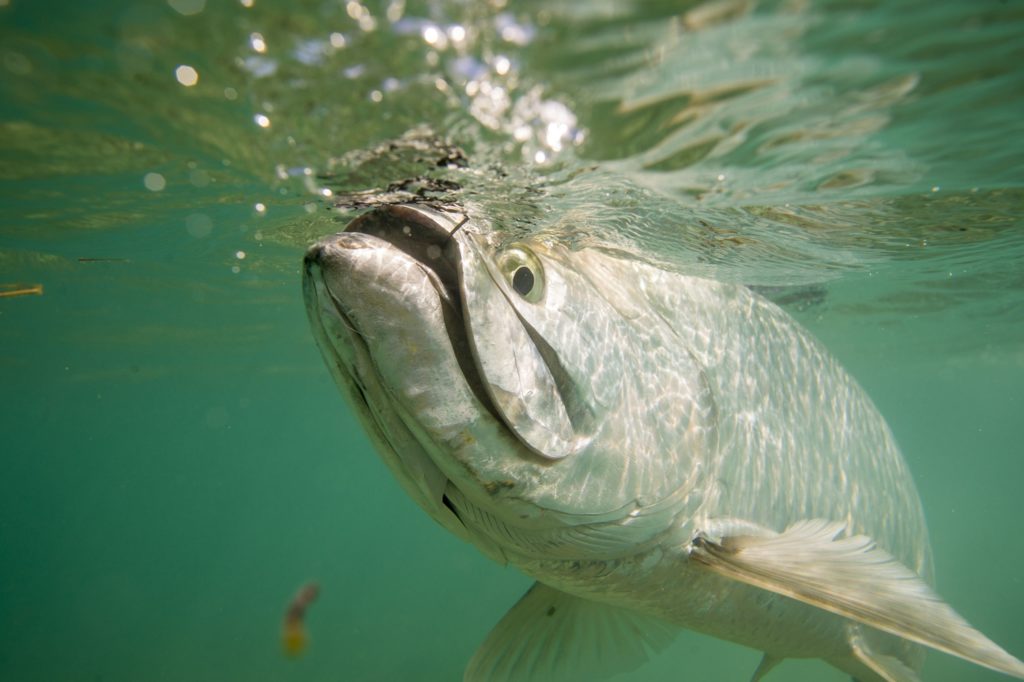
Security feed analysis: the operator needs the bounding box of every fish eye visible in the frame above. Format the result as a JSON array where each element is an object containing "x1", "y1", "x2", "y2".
[
  {"x1": 497, "y1": 245, "x2": 545, "y2": 303},
  {"x1": 512, "y1": 267, "x2": 534, "y2": 296}
]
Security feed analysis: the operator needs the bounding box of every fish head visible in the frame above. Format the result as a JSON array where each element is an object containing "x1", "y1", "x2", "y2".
[{"x1": 303, "y1": 204, "x2": 713, "y2": 557}]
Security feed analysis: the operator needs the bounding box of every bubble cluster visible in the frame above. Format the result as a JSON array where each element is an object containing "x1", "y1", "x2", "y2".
[{"x1": 345, "y1": 2, "x2": 377, "y2": 32}]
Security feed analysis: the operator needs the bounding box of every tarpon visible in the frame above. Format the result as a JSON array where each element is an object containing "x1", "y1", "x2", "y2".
[{"x1": 303, "y1": 203, "x2": 1024, "y2": 681}]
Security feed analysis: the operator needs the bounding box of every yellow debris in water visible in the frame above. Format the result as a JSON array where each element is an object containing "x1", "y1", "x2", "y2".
[
  {"x1": 281, "y1": 619, "x2": 308, "y2": 657},
  {"x1": 0, "y1": 283, "x2": 43, "y2": 298},
  {"x1": 281, "y1": 582, "x2": 319, "y2": 658}
]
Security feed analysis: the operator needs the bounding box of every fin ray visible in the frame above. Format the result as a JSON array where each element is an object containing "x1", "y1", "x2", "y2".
[
  {"x1": 464, "y1": 582, "x2": 676, "y2": 682},
  {"x1": 690, "y1": 519, "x2": 1024, "y2": 679},
  {"x1": 848, "y1": 626, "x2": 922, "y2": 682}
]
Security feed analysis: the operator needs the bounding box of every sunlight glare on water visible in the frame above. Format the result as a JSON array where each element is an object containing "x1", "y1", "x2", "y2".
[{"x1": 0, "y1": 1, "x2": 1022, "y2": 681}]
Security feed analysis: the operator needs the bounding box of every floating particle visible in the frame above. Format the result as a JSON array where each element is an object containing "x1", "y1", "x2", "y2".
[
  {"x1": 254, "y1": 113, "x2": 271, "y2": 128},
  {"x1": 346, "y1": 1, "x2": 376, "y2": 31},
  {"x1": 186, "y1": 213, "x2": 213, "y2": 238},
  {"x1": 250, "y1": 32, "x2": 267, "y2": 53},
  {"x1": 242, "y1": 56, "x2": 278, "y2": 78},
  {"x1": 4, "y1": 50, "x2": 31, "y2": 76},
  {"x1": 385, "y1": 0, "x2": 403, "y2": 23},
  {"x1": 423, "y1": 25, "x2": 446, "y2": 48},
  {"x1": 282, "y1": 582, "x2": 319, "y2": 658},
  {"x1": 189, "y1": 169, "x2": 211, "y2": 188},
  {"x1": 168, "y1": 0, "x2": 206, "y2": 16},
  {"x1": 0, "y1": 283, "x2": 43, "y2": 298},
  {"x1": 293, "y1": 39, "x2": 330, "y2": 66},
  {"x1": 144, "y1": 172, "x2": 167, "y2": 192},
  {"x1": 345, "y1": 1, "x2": 362, "y2": 18},
  {"x1": 496, "y1": 14, "x2": 535, "y2": 45},
  {"x1": 175, "y1": 65, "x2": 198, "y2": 86}
]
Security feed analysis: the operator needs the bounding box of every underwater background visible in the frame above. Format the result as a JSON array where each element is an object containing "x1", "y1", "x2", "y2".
[{"x1": 1, "y1": 1, "x2": 1021, "y2": 680}]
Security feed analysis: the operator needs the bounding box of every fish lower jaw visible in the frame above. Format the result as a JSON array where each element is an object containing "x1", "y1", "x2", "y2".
[{"x1": 305, "y1": 268, "x2": 468, "y2": 540}]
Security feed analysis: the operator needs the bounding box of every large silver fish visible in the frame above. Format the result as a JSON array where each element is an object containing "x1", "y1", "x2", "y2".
[{"x1": 303, "y1": 203, "x2": 1024, "y2": 681}]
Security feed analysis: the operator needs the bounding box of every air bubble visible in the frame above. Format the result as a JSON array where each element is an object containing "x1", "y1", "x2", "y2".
[
  {"x1": 186, "y1": 214, "x2": 213, "y2": 238},
  {"x1": 144, "y1": 172, "x2": 167, "y2": 192},
  {"x1": 250, "y1": 32, "x2": 267, "y2": 53},
  {"x1": 168, "y1": 0, "x2": 206, "y2": 16},
  {"x1": 175, "y1": 65, "x2": 199, "y2": 87}
]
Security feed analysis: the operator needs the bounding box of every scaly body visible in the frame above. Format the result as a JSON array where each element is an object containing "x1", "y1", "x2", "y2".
[{"x1": 303, "y1": 203, "x2": 1022, "y2": 681}]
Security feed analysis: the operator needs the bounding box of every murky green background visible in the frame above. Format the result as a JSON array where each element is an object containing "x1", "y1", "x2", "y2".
[{"x1": 1, "y1": 1, "x2": 1021, "y2": 680}]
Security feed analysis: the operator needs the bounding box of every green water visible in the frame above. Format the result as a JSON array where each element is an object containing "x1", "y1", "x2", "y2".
[{"x1": 1, "y1": 1, "x2": 1021, "y2": 680}]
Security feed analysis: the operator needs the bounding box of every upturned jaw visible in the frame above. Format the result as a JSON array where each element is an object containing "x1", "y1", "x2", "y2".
[
  {"x1": 302, "y1": 239, "x2": 449, "y2": 526},
  {"x1": 302, "y1": 204, "x2": 504, "y2": 541}
]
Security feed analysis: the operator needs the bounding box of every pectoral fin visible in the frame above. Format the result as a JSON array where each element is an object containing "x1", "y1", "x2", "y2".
[
  {"x1": 689, "y1": 519, "x2": 1024, "y2": 679},
  {"x1": 464, "y1": 582, "x2": 676, "y2": 682}
]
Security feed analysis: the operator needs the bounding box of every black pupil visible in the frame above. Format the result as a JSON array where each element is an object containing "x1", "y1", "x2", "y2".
[{"x1": 512, "y1": 266, "x2": 534, "y2": 296}]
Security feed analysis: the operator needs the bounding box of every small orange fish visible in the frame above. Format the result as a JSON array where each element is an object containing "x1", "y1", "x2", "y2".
[
  {"x1": 282, "y1": 582, "x2": 319, "y2": 658},
  {"x1": 0, "y1": 283, "x2": 43, "y2": 298}
]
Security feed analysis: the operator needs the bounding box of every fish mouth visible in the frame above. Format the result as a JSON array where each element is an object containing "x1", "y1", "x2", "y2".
[
  {"x1": 302, "y1": 204, "x2": 498, "y2": 535},
  {"x1": 330, "y1": 204, "x2": 499, "y2": 418}
]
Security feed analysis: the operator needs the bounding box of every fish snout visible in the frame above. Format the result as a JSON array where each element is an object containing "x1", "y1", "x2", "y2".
[{"x1": 304, "y1": 231, "x2": 378, "y2": 267}]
